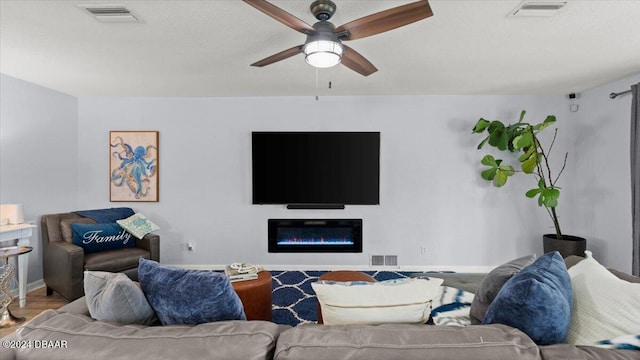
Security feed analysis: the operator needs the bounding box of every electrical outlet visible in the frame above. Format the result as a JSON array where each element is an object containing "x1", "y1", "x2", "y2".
[
  {"x1": 420, "y1": 246, "x2": 427, "y2": 256},
  {"x1": 186, "y1": 242, "x2": 195, "y2": 252}
]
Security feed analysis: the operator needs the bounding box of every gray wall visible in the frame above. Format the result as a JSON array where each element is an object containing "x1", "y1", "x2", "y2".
[
  {"x1": 76, "y1": 95, "x2": 569, "y2": 268},
  {"x1": 0, "y1": 74, "x2": 78, "y2": 283},
  {"x1": 566, "y1": 73, "x2": 640, "y2": 273}
]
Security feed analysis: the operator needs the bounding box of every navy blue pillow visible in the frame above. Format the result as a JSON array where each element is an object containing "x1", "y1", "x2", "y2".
[
  {"x1": 482, "y1": 251, "x2": 572, "y2": 345},
  {"x1": 70, "y1": 222, "x2": 136, "y2": 253},
  {"x1": 138, "y1": 258, "x2": 246, "y2": 325}
]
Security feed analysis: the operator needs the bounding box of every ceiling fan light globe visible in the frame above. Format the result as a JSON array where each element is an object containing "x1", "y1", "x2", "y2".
[{"x1": 303, "y1": 40, "x2": 342, "y2": 68}]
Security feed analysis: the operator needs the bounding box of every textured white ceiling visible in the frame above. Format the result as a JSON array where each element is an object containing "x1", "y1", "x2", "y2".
[{"x1": 1, "y1": 0, "x2": 639, "y2": 97}]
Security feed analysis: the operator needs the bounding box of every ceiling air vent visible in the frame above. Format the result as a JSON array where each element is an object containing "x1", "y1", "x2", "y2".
[
  {"x1": 509, "y1": 1, "x2": 567, "y2": 17},
  {"x1": 77, "y1": 4, "x2": 140, "y2": 22}
]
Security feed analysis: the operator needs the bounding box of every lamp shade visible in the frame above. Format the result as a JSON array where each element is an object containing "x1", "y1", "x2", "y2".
[
  {"x1": 0, "y1": 204, "x2": 24, "y2": 225},
  {"x1": 303, "y1": 40, "x2": 343, "y2": 68}
]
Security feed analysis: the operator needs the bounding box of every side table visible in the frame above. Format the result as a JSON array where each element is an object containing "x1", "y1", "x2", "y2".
[
  {"x1": 0, "y1": 224, "x2": 35, "y2": 307},
  {"x1": 232, "y1": 271, "x2": 272, "y2": 321},
  {"x1": 0, "y1": 246, "x2": 33, "y2": 328}
]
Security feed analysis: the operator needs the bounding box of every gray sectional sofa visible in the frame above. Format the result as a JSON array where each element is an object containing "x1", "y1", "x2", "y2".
[{"x1": 2, "y1": 266, "x2": 639, "y2": 360}]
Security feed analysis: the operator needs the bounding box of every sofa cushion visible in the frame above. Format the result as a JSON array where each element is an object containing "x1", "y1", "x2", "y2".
[
  {"x1": 70, "y1": 222, "x2": 136, "y2": 253},
  {"x1": 566, "y1": 251, "x2": 640, "y2": 345},
  {"x1": 482, "y1": 251, "x2": 572, "y2": 345},
  {"x1": 116, "y1": 213, "x2": 159, "y2": 239},
  {"x1": 540, "y1": 344, "x2": 640, "y2": 360},
  {"x1": 8, "y1": 310, "x2": 286, "y2": 360},
  {"x1": 84, "y1": 247, "x2": 150, "y2": 272},
  {"x1": 470, "y1": 254, "x2": 537, "y2": 324},
  {"x1": 274, "y1": 323, "x2": 540, "y2": 360},
  {"x1": 83, "y1": 271, "x2": 156, "y2": 325},
  {"x1": 312, "y1": 277, "x2": 443, "y2": 325},
  {"x1": 138, "y1": 258, "x2": 246, "y2": 325}
]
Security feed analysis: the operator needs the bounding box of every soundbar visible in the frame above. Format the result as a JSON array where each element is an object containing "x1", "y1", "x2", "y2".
[{"x1": 286, "y1": 204, "x2": 345, "y2": 210}]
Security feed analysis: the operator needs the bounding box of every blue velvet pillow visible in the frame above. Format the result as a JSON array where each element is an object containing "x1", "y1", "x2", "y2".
[
  {"x1": 482, "y1": 251, "x2": 572, "y2": 345},
  {"x1": 70, "y1": 222, "x2": 136, "y2": 253},
  {"x1": 138, "y1": 258, "x2": 246, "y2": 325}
]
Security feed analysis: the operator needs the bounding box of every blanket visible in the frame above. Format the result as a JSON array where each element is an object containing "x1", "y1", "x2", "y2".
[{"x1": 75, "y1": 207, "x2": 134, "y2": 223}]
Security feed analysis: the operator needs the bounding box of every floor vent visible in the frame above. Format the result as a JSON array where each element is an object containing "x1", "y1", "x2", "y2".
[
  {"x1": 77, "y1": 4, "x2": 140, "y2": 22},
  {"x1": 371, "y1": 255, "x2": 398, "y2": 267},
  {"x1": 371, "y1": 255, "x2": 385, "y2": 266},
  {"x1": 508, "y1": 1, "x2": 567, "y2": 17}
]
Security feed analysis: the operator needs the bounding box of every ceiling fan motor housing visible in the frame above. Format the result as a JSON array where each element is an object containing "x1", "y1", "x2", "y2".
[{"x1": 310, "y1": 0, "x2": 337, "y2": 21}]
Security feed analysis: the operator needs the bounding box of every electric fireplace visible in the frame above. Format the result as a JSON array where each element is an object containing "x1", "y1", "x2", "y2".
[{"x1": 268, "y1": 219, "x2": 362, "y2": 253}]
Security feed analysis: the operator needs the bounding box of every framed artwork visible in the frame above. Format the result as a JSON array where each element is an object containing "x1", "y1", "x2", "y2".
[{"x1": 110, "y1": 131, "x2": 159, "y2": 202}]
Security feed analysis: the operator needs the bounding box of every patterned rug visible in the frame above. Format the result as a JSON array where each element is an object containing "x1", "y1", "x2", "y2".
[{"x1": 270, "y1": 270, "x2": 415, "y2": 326}]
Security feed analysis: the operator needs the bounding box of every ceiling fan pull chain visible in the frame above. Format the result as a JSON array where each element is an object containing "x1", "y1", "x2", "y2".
[{"x1": 315, "y1": 68, "x2": 319, "y2": 101}]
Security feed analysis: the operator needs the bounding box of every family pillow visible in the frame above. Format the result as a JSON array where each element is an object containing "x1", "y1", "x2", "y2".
[{"x1": 70, "y1": 222, "x2": 136, "y2": 253}]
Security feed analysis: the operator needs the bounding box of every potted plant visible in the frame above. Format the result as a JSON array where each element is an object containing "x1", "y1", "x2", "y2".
[{"x1": 471, "y1": 110, "x2": 586, "y2": 257}]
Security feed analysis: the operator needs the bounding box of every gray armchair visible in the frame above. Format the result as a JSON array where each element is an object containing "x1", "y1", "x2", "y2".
[{"x1": 41, "y1": 212, "x2": 160, "y2": 301}]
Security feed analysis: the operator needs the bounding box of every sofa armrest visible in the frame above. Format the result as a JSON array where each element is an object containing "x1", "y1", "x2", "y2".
[
  {"x1": 49, "y1": 241, "x2": 85, "y2": 266},
  {"x1": 136, "y1": 234, "x2": 160, "y2": 262}
]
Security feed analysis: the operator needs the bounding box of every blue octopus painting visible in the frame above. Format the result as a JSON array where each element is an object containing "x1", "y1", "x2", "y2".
[{"x1": 110, "y1": 136, "x2": 157, "y2": 200}]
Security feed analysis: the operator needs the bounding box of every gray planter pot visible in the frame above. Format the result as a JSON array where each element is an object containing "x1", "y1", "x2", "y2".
[{"x1": 543, "y1": 234, "x2": 587, "y2": 258}]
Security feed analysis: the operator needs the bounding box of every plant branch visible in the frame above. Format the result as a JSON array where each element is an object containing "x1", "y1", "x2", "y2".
[
  {"x1": 553, "y1": 152, "x2": 569, "y2": 184},
  {"x1": 547, "y1": 128, "x2": 558, "y2": 156}
]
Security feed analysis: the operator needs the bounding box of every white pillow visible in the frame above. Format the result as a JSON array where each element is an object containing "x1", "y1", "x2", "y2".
[
  {"x1": 116, "y1": 213, "x2": 159, "y2": 239},
  {"x1": 567, "y1": 251, "x2": 640, "y2": 345},
  {"x1": 312, "y1": 277, "x2": 444, "y2": 325}
]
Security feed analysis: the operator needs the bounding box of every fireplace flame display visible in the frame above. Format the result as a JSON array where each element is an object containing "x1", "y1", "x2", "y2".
[
  {"x1": 277, "y1": 227, "x2": 354, "y2": 246},
  {"x1": 269, "y1": 219, "x2": 362, "y2": 253}
]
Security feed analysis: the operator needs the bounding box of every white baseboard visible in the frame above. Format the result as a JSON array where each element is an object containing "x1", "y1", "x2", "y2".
[
  {"x1": 9, "y1": 279, "x2": 45, "y2": 297},
  {"x1": 170, "y1": 264, "x2": 494, "y2": 273}
]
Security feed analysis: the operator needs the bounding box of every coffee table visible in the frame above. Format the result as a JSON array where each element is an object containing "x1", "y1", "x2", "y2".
[{"x1": 231, "y1": 271, "x2": 272, "y2": 321}]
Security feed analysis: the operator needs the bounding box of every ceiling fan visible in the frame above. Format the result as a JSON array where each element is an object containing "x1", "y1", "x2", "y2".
[{"x1": 243, "y1": 0, "x2": 433, "y2": 76}]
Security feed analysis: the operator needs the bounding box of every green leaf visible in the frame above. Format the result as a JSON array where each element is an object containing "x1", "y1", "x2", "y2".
[
  {"x1": 487, "y1": 121, "x2": 505, "y2": 134},
  {"x1": 521, "y1": 154, "x2": 539, "y2": 174},
  {"x1": 481, "y1": 155, "x2": 497, "y2": 167},
  {"x1": 519, "y1": 146, "x2": 535, "y2": 162},
  {"x1": 499, "y1": 165, "x2": 515, "y2": 176},
  {"x1": 544, "y1": 115, "x2": 556, "y2": 124},
  {"x1": 512, "y1": 131, "x2": 533, "y2": 150},
  {"x1": 477, "y1": 136, "x2": 489, "y2": 150},
  {"x1": 540, "y1": 188, "x2": 560, "y2": 208},
  {"x1": 525, "y1": 188, "x2": 541, "y2": 198},
  {"x1": 533, "y1": 116, "x2": 556, "y2": 131},
  {"x1": 494, "y1": 170, "x2": 508, "y2": 187},
  {"x1": 472, "y1": 119, "x2": 491, "y2": 133},
  {"x1": 491, "y1": 130, "x2": 510, "y2": 151},
  {"x1": 518, "y1": 110, "x2": 526, "y2": 123},
  {"x1": 481, "y1": 168, "x2": 497, "y2": 181},
  {"x1": 538, "y1": 178, "x2": 545, "y2": 188}
]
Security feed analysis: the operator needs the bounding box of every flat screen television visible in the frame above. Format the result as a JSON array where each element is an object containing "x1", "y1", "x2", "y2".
[{"x1": 252, "y1": 132, "x2": 380, "y2": 206}]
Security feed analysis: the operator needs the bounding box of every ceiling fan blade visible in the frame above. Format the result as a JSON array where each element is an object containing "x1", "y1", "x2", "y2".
[
  {"x1": 251, "y1": 45, "x2": 304, "y2": 67},
  {"x1": 336, "y1": 0, "x2": 433, "y2": 41},
  {"x1": 243, "y1": 0, "x2": 315, "y2": 35},
  {"x1": 341, "y1": 45, "x2": 377, "y2": 76}
]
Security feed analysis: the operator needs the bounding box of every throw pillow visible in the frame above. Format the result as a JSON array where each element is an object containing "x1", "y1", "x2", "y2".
[
  {"x1": 312, "y1": 277, "x2": 444, "y2": 325},
  {"x1": 70, "y1": 222, "x2": 135, "y2": 253},
  {"x1": 83, "y1": 271, "x2": 157, "y2": 325},
  {"x1": 470, "y1": 254, "x2": 537, "y2": 324},
  {"x1": 566, "y1": 250, "x2": 640, "y2": 345},
  {"x1": 482, "y1": 251, "x2": 572, "y2": 345},
  {"x1": 138, "y1": 258, "x2": 246, "y2": 325},
  {"x1": 116, "y1": 213, "x2": 159, "y2": 239}
]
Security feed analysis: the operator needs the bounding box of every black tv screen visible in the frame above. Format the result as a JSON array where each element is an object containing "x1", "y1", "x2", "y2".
[{"x1": 252, "y1": 132, "x2": 380, "y2": 205}]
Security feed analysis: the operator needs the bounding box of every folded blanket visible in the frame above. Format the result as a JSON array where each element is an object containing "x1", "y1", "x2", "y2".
[
  {"x1": 597, "y1": 334, "x2": 640, "y2": 350},
  {"x1": 431, "y1": 286, "x2": 475, "y2": 326},
  {"x1": 75, "y1": 207, "x2": 134, "y2": 223}
]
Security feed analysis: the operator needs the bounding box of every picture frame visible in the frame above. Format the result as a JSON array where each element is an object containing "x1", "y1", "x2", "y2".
[{"x1": 109, "y1": 131, "x2": 159, "y2": 202}]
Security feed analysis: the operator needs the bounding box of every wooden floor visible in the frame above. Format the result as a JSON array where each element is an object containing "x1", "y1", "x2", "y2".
[{"x1": 0, "y1": 287, "x2": 68, "y2": 338}]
